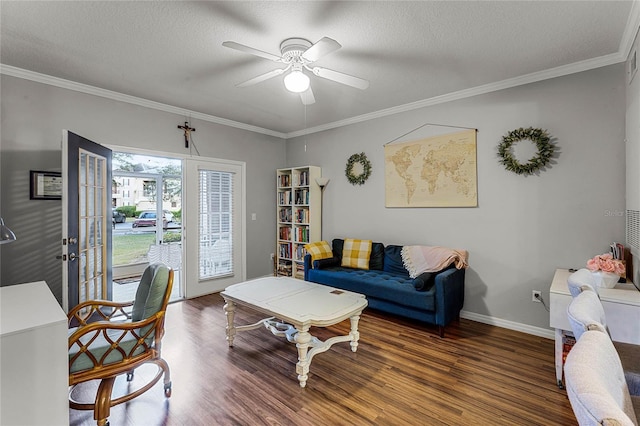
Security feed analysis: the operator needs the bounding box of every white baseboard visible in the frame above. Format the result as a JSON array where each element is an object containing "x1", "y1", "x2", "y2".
[{"x1": 460, "y1": 310, "x2": 555, "y2": 340}]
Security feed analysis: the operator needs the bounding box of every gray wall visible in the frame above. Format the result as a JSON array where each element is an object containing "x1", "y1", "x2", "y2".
[
  {"x1": 0, "y1": 64, "x2": 628, "y2": 334},
  {"x1": 286, "y1": 64, "x2": 627, "y2": 333},
  {"x1": 0, "y1": 75, "x2": 285, "y2": 303}
]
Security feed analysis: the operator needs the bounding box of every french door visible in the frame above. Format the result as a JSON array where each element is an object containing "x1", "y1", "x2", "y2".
[
  {"x1": 183, "y1": 158, "x2": 245, "y2": 297},
  {"x1": 62, "y1": 131, "x2": 112, "y2": 312}
]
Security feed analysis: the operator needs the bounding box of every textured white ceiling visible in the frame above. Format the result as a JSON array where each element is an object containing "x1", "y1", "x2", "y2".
[{"x1": 1, "y1": 1, "x2": 637, "y2": 135}]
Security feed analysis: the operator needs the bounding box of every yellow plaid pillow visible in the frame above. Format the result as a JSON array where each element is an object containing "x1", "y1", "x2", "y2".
[
  {"x1": 304, "y1": 241, "x2": 333, "y2": 262},
  {"x1": 341, "y1": 238, "x2": 372, "y2": 270}
]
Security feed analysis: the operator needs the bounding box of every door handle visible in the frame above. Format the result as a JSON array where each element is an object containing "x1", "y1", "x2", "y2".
[{"x1": 68, "y1": 253, "x2": 81, "y2": 261}]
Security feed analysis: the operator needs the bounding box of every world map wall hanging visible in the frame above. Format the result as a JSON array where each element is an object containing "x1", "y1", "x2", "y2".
[{"x1": 384, "y1": 129, "x2": 477, "y2": 207}]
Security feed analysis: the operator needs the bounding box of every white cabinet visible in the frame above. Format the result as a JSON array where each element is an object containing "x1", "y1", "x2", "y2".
[
  {"x1": 1, "y1": 281, "x2": 69, "y2": 425},
  {"x1": 276, "y1": 166, "x2": 322, "y2": 279}
]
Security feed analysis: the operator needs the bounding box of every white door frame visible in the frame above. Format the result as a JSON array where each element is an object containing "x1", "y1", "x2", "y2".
[
  {"x1": 107, "y1": 145, "x2": 246, "y2": 299},
  {"x1": 183, "y1": 157, "x2": 246, "y2": 298}
]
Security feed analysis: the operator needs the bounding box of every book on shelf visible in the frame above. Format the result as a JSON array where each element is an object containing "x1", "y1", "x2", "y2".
[
  {"x1": 277, "y1": 262, "x2": 293, "y2": 276},
  {"x1": 295, "y1": 208, "x2": 309, "y2": 224},
  {"x1": 279, "y1": 227, "x2": 291, "y2": 241},
  {"x1": 295, "y1": 244, "x2": 307, "y2": 261},
  {"x1": 278, "y1": 174, "x2": 291, "y2": 187},
  {"x1": 278, "y1": 242, "x2": 291, "y2": 259},
  {"x1": 279, "y1": 207, "x2": 292, "y2": 223},
  {"x1": 295, "y1": 226, "x2": 308, "y2": 243},
  {"x1": 278, "y1": 190, "x2": 292, "y2": 206},
  {"x1": 294, "y1": 189, "x2": 309, "y2": 205},
  {"x1": 299, "y1": 171, "x2": 308, "y2": 186}
]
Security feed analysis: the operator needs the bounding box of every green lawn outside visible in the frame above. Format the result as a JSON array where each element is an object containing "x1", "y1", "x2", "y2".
[
  {"x1": 113, "y1": 233, "x2": 155, "y2": 265},
  {"x1": 113, "y1": 232, "x2": 182, "y2": 266}
]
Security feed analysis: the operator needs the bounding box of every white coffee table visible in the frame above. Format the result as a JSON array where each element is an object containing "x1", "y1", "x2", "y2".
[{"x1": 221, "y1": 276, "x2": 368, "y2": 387}]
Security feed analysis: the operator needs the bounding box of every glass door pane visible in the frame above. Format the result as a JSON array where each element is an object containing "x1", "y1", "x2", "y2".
[{"x1": 78, "y1": 149, "x2": 108, "y2": 303}]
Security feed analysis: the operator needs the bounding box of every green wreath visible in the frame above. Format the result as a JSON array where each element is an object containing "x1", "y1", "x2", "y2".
[
  {"x1": 345, "y1": 152, "x2": 372, "y2": 185},
  {"x1": 498, "y1": 127, "x2": 554, "y2": 175}
]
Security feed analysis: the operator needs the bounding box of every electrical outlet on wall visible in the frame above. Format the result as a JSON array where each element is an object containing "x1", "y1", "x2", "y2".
[{"x1": 532, "y1": 290, "x2": 542, "y2": 303}]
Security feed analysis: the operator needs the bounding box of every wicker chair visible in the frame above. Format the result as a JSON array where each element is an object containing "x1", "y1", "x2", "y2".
[{"x1": 68, "y1": 263, "x2": 174, "y2": 426}]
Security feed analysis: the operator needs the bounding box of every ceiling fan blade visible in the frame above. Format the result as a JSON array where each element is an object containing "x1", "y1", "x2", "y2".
[
  {"x1": 236, "y1": 68, "x2": 286, "y2": 88},
  {"x1": 310, "y1": 67, "x2": 369, "y2": 90},
  {"x1": 302, "y1": 37, "x2": 342, "y2": 62},
  {"x1": 300, "y1": 87, "x2": 316, "y2": 105},
  {"x1": 222, "y1": 41, "x2": 282, "y2": 62}
]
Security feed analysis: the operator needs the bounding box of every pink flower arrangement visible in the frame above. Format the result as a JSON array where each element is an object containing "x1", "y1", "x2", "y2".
[{"x1": 586, "y1": 253, "x2": 625, "y2": 275}]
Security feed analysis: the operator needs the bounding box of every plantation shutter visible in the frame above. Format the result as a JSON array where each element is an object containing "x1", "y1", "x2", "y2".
[{"x1": 198, "y1": 169, "x2": 233, "y2": 279}]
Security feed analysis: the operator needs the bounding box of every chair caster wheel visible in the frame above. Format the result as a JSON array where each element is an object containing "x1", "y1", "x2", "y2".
[
  {"x1": 164, "y1": 382, "x2": 172, "y2": 397},
  {"x1": 126, "y1": 372, "x2": 134, "y2": 381}
]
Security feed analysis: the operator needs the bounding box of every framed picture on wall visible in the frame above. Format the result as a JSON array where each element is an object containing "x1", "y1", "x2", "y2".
[{"x1": 30, "y1": 170, "x2": 62, "y2": 200}]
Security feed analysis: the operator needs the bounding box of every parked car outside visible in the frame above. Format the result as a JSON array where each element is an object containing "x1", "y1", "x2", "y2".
[
  {"x1": 132, "y1": 211, "x2": 169, "y2": 229},
  {"x1": 112, "y1": 209, "x2": 126, "y2": 223}
]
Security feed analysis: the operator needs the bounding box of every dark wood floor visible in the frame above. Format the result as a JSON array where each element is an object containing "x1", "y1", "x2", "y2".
[{"x1": 70, "y1": 293, "x2": 577, "y2": 426}]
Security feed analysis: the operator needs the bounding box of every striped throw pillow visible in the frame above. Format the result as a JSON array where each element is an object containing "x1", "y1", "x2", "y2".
[
  {"x1": 341, "y1": 238, "x2": 372, "y2": 270},
  {"x1": 304, "y1": 241, "x2": 333, "y2": 262}
]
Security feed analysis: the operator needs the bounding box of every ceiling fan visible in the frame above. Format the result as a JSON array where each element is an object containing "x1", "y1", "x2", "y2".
[{"x1": 222, "y1": 37, "x2": 369, "y2": 105}]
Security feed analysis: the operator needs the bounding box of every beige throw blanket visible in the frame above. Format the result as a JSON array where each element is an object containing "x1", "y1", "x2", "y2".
[{"x1": 401, "y1": 245, "x2": 469, "y2": 279}]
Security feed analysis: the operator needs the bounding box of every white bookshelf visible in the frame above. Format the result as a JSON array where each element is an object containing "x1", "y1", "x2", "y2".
[{"x1": 276, "y1": 166, "x2": 322, "y2": 278}]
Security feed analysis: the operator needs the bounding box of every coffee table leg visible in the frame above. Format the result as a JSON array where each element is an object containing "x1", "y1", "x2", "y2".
[
  {"x1": 295, "y1": 325, "x2": 311, "y2": 388},
  {"x1": 349, "y1": 314, "x2": 361, "y2": 352},
  {"x1": 223, "y1": 299, "x2": 236, "y2": 347}
]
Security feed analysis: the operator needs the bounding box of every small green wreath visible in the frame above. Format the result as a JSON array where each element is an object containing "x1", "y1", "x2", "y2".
[
  {"x1": 345, "y1": 152, "x2": 372, "y2": 185},
  {"x1": 498, "y1": 127, "x2": 555, "y2": 175}
]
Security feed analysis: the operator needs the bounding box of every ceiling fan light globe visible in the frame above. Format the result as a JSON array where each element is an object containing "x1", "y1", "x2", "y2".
[{"x1": 284, "y1": 71, "x2": 310, "y2": 93}]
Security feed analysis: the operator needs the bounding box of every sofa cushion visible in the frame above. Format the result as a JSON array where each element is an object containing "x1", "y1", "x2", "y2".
[
  {"x1": 413, "y1": 271, "x2": 436, "y2": 291},
  {"x1": 383, "y1": 245, "x2": 410, "y2": 277},
  {"x1": 332, "y1": 239, "x2": 383, "y2": 270},
  {"x1": 308, "y1": 267, "x2": 435, "y2": 311},
  {"x1": 341, "y1": 239, "x2": 372, "y2": 269},
  {"x1": 313, "y1": 257, "x2": 340, "y2": 269},
  {"x1": 332, "y1": 238, "x2": 345, "y2": 259},
  {"x1": 369, "y1": 242, "x2": 385, "y2": 271},
  {"x1": 304, "y1": 241, "x2": 333, "y2": 263}
]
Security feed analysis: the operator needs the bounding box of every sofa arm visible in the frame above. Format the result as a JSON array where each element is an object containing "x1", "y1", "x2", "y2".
[
  {"x1": 433, "y1": 267, "x2": 466, "y2": 329},
  {"x1": 304, "y1": 254, "x2": 340, "y2": 281}
]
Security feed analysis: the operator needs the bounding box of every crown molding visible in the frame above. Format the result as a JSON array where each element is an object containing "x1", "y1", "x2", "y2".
[
  {"x1": 620, "y1": 0, "x2": 640, "y2": 59},
  {"x1": 285, "y1": 51, "x2": 626, "y2": 139},
  {"x1": 0, "y1": 64, "x2": 287, "y2": 139},
  {"x1": 0, "y1": 41, "x2": 631, "y2": 142}
]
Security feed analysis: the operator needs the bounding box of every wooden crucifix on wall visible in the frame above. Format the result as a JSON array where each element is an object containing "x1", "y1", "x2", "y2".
[{"x1": 178, "y1": 121, "x2": 195, "y2": 148}]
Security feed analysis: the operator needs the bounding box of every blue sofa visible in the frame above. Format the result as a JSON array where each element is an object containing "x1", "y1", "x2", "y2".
[{"x1": 304, "y1": 238, "x2": 466, "y2": 337}]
